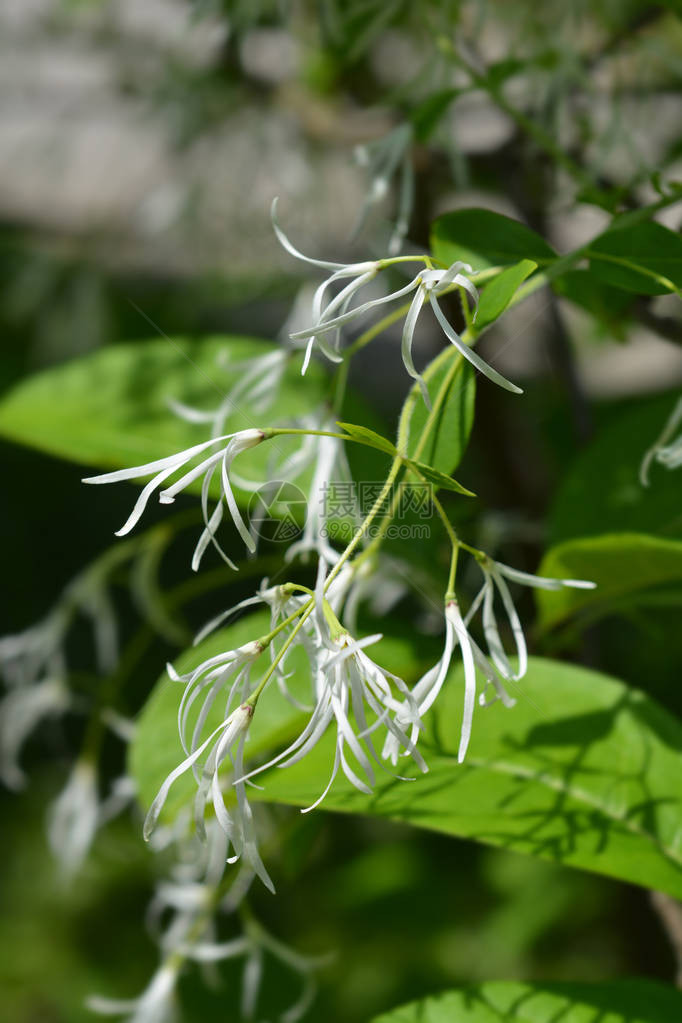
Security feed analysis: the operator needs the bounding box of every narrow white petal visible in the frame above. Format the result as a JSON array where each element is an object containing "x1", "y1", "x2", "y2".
[
  {"x1": 289, "y1": 276, "x2": 418, "y2": 340},
  {"x1": 447, "y1": 605, "x2": 476, "y2": 762},
  {"x1": 491, "y1": 566, "x2": 528, "y2": 681},
  {"x1": 114, "y1": 465, "x2": 177, "y2": 536},
  {"x1": 430, "y1": 294, "x2": 523, "y2": 394},
  {"x1": 222, "y1": 446, "x2": 256, "y2": 552},
  {"x1": 82, "y1": 435, "x2": 232, "y2": 485}
]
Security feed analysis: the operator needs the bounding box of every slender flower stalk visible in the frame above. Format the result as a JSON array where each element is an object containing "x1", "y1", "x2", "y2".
[
  {"x1": 0, "y1": 675, "x2": 70, "y2": 790},
  {"x1": 83, "y1": 429, "x2": 266, "y2": 571}
]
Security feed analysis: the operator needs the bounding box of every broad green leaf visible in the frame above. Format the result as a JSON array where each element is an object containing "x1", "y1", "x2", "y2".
[
  {"x1": 408, "y1": 459, "x2": 475, "y2": 496},
  {"x1": 371, "y1": 979, "x2": 682, "y2": 1023},
  {"x1": 397, "y1": 347, "x2": 476, "y2": 480},
  {"x1": 431, "y1": 208, "x2": 556, "y2": 272},
  {"x1": 536, "y1": 532, "x2": 682, "y2": 631},
  {"x1": 337, "y1": 421, "x2": 398, "y2": 456},
  {"x1": 474, "y1": 259, "x2": 537, "y2": 331},
  {"x1": 253, "y1": 656, "x2": 682, "y2": 899},
  {"x1": 128, "y1": 613, "x2": 426, "y2": 824},
  {"x1": 0, "y1": 338, "x2": 327, "y2": 500},
  {"x1": 548, "y1": 393, "x2": 682, "y2": 544},
  {"x1": 587, "y1": 221, "x2": 682, "y2": 295}
]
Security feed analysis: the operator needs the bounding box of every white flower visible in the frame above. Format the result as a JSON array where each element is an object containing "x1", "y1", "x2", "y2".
[
  {"x1": 385, "y1": 599, "x2": 517, "y2": 767},
  {"x1": 271, "y1": 197, "x2": 379, "y2": 374},
  {"x1": 244, "y1": 620, "x2": 426, "y2": 811},
  {"x1": 641, "y1": 394, "x2": 682, "y2": 485},
  {"x1": 48, "y1": 758, "x2": 100, "y2": 878},
  {"x1": 83, "y1": 429, "x2": 265, "y2": 571},
  {"x1": 144, "y1": 689, "x2": 274, "y2": 892},
  {"x1": 467, "y1": 557, "x2": 595, "y2": 682},
  {"x1": 274, "y1": 198, "x2": 522, "y2": 404}
]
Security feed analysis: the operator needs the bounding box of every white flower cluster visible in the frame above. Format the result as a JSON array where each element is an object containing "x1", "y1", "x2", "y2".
[{"x1": 89, "y1": 821, "x2": 325, "y2": 1023}]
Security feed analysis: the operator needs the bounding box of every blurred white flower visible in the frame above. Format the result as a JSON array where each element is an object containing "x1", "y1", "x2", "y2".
[
  {"x1": 48, "y1": 758, "x2": 100, "y2": 878},
  {"x1": 275, "y1": 195, "x2": 521, "y2": 404},
  {"x1": 168, "y1": 346, "x2": 290, "y2": 433},
  {"x1": 0, "y1": 675, "x2": 70, "y2": 790},
  {"x1": 88, "y1": 963, "x2": 179, "y2": 1023}
]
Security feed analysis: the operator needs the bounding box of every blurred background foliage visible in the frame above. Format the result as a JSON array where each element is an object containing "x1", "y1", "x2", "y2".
[{"x1": 2, "y1": 0, "x2": 682, "y2": 1020}]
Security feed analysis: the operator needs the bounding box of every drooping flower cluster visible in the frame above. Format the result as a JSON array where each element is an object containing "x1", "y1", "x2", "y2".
[{"x1": 89, "y1": 820, "x2": 325, "y2": 1023}]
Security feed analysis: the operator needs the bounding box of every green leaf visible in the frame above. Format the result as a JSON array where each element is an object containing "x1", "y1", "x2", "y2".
[
  {"x1": 548, "y1": 393, "x2": 682, "y2": 545},
  {"x1": 397, "y1": 348, "x2": 476, "y2": 480},
  {"x1": 537, "y1": 532, "x2": 682, "y2": 631},
  {"x1": 128, "y1": 614, "x2": 426, "y2": 825},
  {"x1": 474, "y1": 259, "x2": 537, "y2": 331},
  {"x1": 254, "y1": 656, "x2": 682, "y2": 899},
  {"x1": 587, "y1": 221, "x2": 682, "y2": 295},
  {"x1": 371, "y1": 979, "x2": 682, "y2": 1023},
  {"x1": 552, "y1": 269, "x2": 634, "y2": 335},
  {"x1": 431, "y1": 208, "x2": 556, "y2": 272},
  {"x1": 337, "y1": 422, "x2": 398, "y2": 456},
  {"x1": 0, "y1": 338, "x2": 327, "y2": 500},
  {"x1": 408, "y1": 459, "x2": 475, "y2": 496}
]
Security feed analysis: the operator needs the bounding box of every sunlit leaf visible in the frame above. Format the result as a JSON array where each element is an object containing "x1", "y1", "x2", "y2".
[
  {"x1": 371, "y1": 979, "x2": 682, "y2": 1023},
  {"x1": 537, "y1": 533, "x2": 682, "y2": 631},
  {"x1": 253, "y1": 656, "x2": 682, "y2": 899}
]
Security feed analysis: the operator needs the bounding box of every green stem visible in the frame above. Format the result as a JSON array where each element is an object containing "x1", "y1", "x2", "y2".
[{"x1": 246, "y1": 600, "x2": 314, "y2": 707}]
